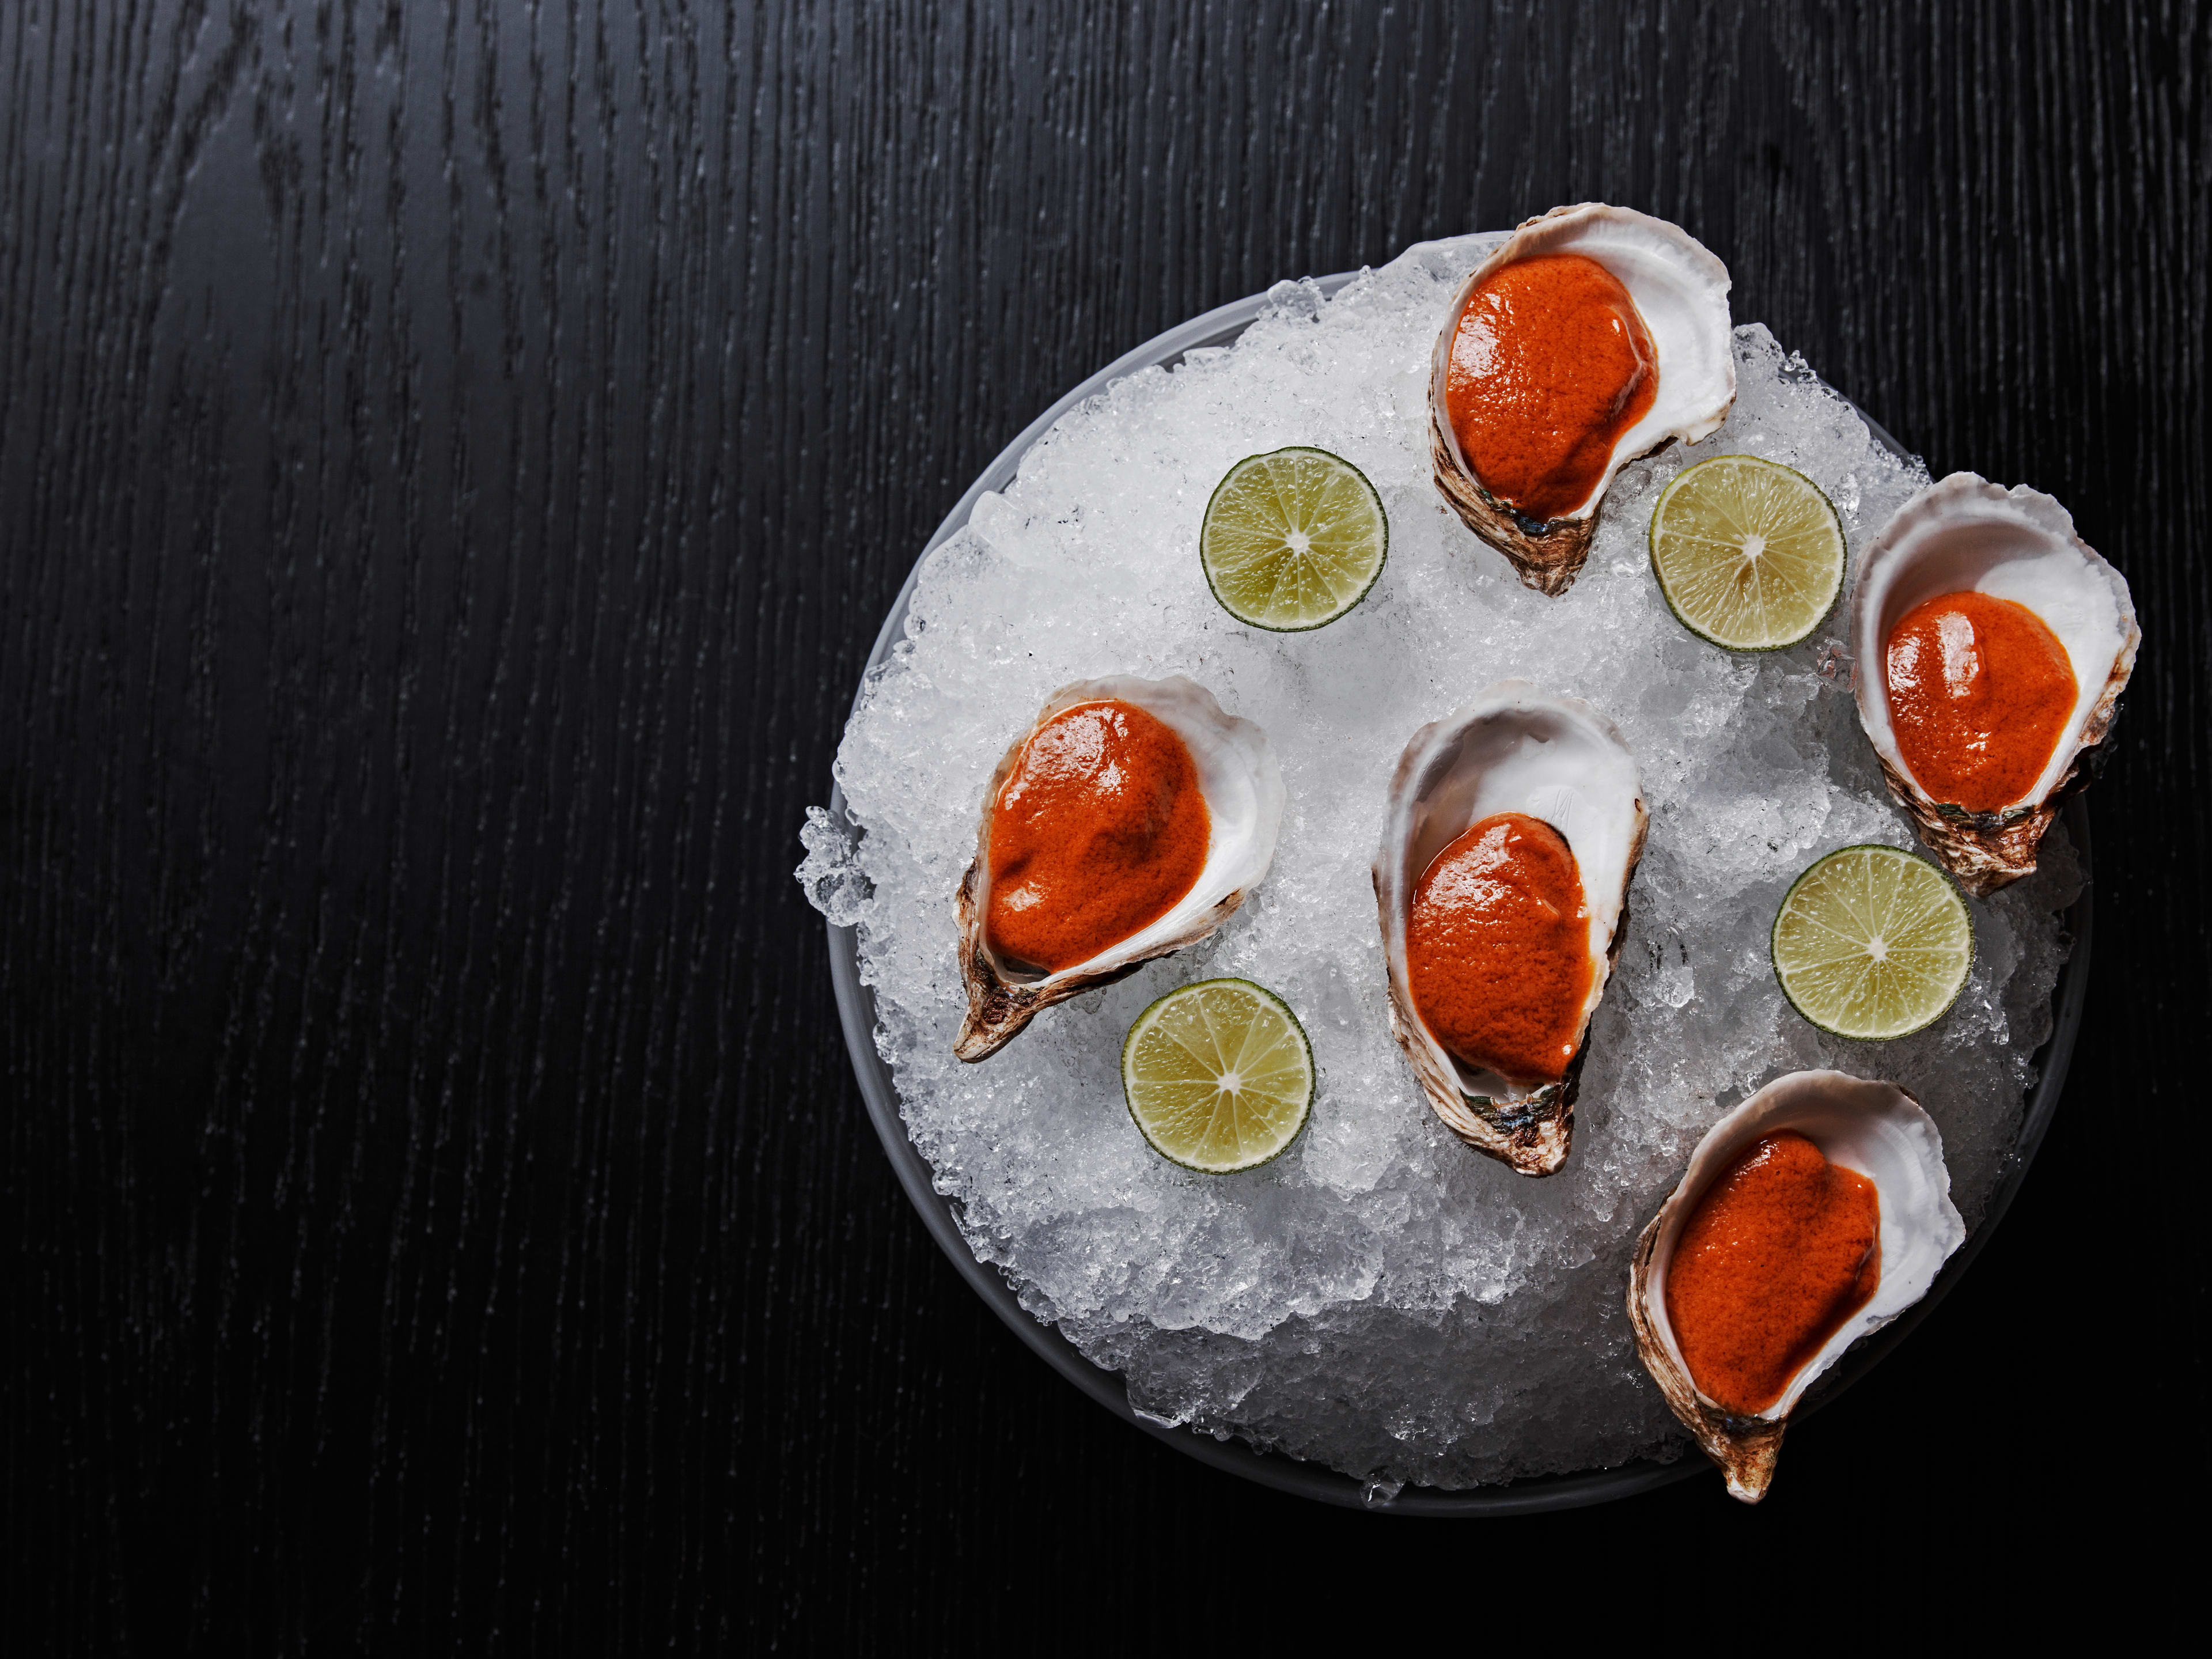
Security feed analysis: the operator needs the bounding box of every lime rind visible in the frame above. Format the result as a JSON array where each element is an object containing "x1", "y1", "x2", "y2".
[
  {"x1": 1120, "y1": 978, "x2": 1315, "y2": 1172},
  {"x1": 1200, "y1": 447, "x2": 1388, "y2": 632},
  {"x1": 1648, "y1": 454, "x2": 1845, "y2": 652},
  {"x1": 1770, "y1": 844, "x2": 1975, "y2": 1040}
]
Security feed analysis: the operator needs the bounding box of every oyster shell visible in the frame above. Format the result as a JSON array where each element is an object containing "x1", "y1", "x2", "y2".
[
  {"x1": 1851, "y1": 472, "x2": 2138, "y2": 896},
  {"x1": 954, "y1": 675, "x2": 1285, "y2": 1062},
  {"x1": 1372, "y1": 683, "x2": 1647, "y2": 1175},
  {"x1": 1627, "y1": 1070, "x2": 1964, "y2": 1503},
  {"x1": 1428, "y1": 203, "x2": 1736, "y2": 595}
]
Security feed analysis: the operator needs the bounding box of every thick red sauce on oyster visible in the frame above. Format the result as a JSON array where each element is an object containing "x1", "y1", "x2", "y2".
[
  {"x1": 1665, "y1": 1131, "x2": 1881, "y2": 1416},
  {"x1": 1405, "y1": 812, "x2": 1591, "y2": 1086},
  {"x1": 1883, "y1": 591, "x2": 2077, "y2": 813},
  {"x1": 1443, "y1": 252, "x2": 1658, "y2": 522},
  {"x1": 984, "y1": 699, "x2": 1210, "y2": 974}
]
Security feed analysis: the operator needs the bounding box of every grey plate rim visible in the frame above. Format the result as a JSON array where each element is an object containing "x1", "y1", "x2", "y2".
[{"x1": 822, "y1": 268, "x2": 2092, "y2": 1515}]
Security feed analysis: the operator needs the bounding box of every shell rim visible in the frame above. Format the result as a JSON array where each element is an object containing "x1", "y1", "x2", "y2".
[
  {"x1": 1429, "y1": 204, "x2": 1736, "y2": 527},
  {"x1": 1847, "y1": 470, "x2": 2140, "y2": 817},
  {"x1": 1199, "y1": 445, "x2": 1391, "y2": 632},
  {"x1": 964, "y1": 673, "x2": 1281, "y2": 994},
  {"x1": 1646, "y1": 454, "x2": 1847, "y2": 653},
  {"x1": 1373, "y1": 681, "x2": 1647, "y2": 1118},
  {"x1": 1119, "y1": 977, "x2": 1317, "y2": 1174},
  {"x1": 822, "y1": 260, "x2": 2093, "y2": 1516},
  {"x1": 1636, "y1": 1069, "x2": 1967, "y2": 1423}
]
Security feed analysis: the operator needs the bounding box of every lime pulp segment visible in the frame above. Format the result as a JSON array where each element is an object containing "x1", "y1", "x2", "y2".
[
  {"x1": 1200, "y1": 447, "x2": 1387, "y2": 631},
  {"x1": 1121, "y1": 979, "x2": 1314, "y2": 1172},
  {"x1": 1648, "y1": 454, "x2": 1846, "y2": 650},
  {"x1": 1771, "y1": 844, "x2": 1974, "y2": 1040}
]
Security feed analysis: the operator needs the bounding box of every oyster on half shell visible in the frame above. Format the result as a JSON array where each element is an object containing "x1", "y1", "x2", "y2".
[
  {"x1": 1851, "y1": 472, "x2": 2139, "y2": 896},
  {"x1": 1628, "y1": 1070, "x2": 1964, "y2": 1503},
  {"x1": 954, "y1": 675, "x2": 1285, "y2": 1062},
  {"x1": 1428, "y1": 203, "x2": 1736, "y2": 596},
  {"x1": 1372, "y1": 683, "x2": 1647, "y2": 1175}
]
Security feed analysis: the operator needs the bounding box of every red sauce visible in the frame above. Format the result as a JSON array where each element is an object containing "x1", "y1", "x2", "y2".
[
  {"x1": 1665, "y1": 1131, "x2": 1881, "y2": 1416},
  {"x1": 1443, "y1": 253, "x2": 1658, "y2": 521},
  {"x1": 1406, "y1": 813, "x2": 1591, "y2": 1086},
  {"x1": 1883, "y1": 591, "x2": 2077, "y2": 813},
  {"x1": 983, "y1": 699, "x2": 1210, "y2": 974}
]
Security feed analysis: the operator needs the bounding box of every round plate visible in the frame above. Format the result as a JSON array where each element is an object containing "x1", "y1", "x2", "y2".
[{"x1": 823, "y1": 271, "x2": 2092, "y2": 1514}]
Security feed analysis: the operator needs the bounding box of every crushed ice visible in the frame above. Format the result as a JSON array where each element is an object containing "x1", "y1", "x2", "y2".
[{"x1": 797, "y1": 233, "x2": 2081, "y2": 1490}]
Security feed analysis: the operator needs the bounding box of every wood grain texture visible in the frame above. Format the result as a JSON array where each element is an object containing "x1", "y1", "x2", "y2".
[{"x1": 2, "y1": 1, "x2": 2202, "y2": 1649}]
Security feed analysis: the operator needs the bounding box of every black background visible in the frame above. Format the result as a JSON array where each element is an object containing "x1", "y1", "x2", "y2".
[{"x1": 5, "y1": 1, "x2": 2204, "y2": 1650}]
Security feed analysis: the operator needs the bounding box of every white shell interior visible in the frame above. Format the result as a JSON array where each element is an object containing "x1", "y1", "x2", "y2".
[
  {"x1": 1642, "y1": 1070, "x2": 1965, "y2": 1421},
  {"x1": 1851, "y1": 472, "x2": 2139, "y2": 809},
  {"x1": 1429, "y1": 202, "x2": 1736, "y2": 521},
  {"x1": 1376, "y1": 681, "x2": 1643, "y2": 1099},
  {"x1": 979, "y1": 674, "x2": 1286, "y2": 987}
]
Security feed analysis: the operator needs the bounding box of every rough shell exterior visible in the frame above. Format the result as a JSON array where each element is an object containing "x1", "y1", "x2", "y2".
[
  {"x1": 1372, "y1": 683, "x2": 1647, "y2": 1175},
  {"x1": 1872, "y1": 753, "x2": 2094, "y2": 899},
  {"x1": 1380, "y1": 942, "x2": 1614, "y2": 1175},
  {"x1": 1627, "y1": 1070, "x2": 1964, "y2": 1502},
  {"x1": 1850, "y1": 472, "x2": 2139, "y2": 896},
  {"x1": 1428, "y1": 202, "x2": 1736, "y2": 596},
  {"x1": 954, "y1": 675, "x2": 1284, "y2": 1062}
]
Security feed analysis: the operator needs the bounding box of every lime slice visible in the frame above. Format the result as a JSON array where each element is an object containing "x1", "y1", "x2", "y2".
[
  {"x1": 1648, "y1": 455, "x2": 1845, "y2": 650},
  {"x1": 1771, "y1": 845, "x2": 1974, "y2": 1039},
  {"x1": 1121, "y1": 979, "x2": 1315, "y2": 1172},
  {"x1": 1200, "y1": 447, "x2": 1388, "y2": 630}
]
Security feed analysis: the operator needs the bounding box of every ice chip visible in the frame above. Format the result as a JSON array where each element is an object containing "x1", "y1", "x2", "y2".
[{"x1": 795, "y1": 805, "x2": 873, "y2": 927}]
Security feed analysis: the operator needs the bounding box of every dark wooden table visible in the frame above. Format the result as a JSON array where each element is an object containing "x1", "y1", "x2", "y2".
[{"x1": 6, "y1": 2, "x2": 2203, "y2": 1648}]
